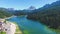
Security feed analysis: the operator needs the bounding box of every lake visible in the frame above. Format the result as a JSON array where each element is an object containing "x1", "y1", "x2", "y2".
[{"x1": 7, "y1": 16, "x2": 57, "y2": 34}]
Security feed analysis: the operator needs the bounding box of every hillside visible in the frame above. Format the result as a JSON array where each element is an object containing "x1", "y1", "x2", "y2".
[
  {"x1": 0, "y1": 9, "x2": 13, "y2": 18},
  {"x1": 27, "y1": 0, "x2": 60, "y2": 29}
]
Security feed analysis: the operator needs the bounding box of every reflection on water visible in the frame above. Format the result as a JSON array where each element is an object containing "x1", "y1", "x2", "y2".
[{"x1": 7, "y1": 16, "x2": 56, "y2": 34}]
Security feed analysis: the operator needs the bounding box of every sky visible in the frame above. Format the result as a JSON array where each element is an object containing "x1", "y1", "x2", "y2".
[{"x1": 0, "y1": 0, "x2": 58, "y2": 10}]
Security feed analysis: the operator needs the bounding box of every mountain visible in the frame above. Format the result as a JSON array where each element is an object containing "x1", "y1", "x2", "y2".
[
  {"x1": 27, "y1": 0, "x2": 60, "y2": 29},
  {"x1": 35, "y1": 0, "x2": 60, "y2": 12},
  {"x1": 14, "y1": 6, "x2": 36, "y2": 16},
  {"x1": 0, "y1": 9, "x2": 12, "y2": 18},
  {"x1": 28, "y1": 6, "x2": 36, "y2": 10}
]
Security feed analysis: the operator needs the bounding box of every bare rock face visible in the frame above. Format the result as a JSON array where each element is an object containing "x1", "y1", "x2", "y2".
[{"x1": 28, "y1": 6, "x2": 36, "y2": 10}]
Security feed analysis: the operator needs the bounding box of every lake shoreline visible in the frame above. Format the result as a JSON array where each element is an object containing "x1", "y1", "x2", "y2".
[
  {"x1": 7, "y1": 16, "x2": 58, "y2": 34},
  {"x1": 5, "y1": 21, "x2": 23, "y2": 34},
  {"x1": 0, "y1": 17, "x2": 23, "y2": 34}
]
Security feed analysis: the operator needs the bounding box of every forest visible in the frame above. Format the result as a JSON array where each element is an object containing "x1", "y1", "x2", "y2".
[
  {"x1": 0, "y1": 8, "x2": 12, "y2": 18},
  {"x1": 27, "y1": 0, "x2": 60, "y2": 29}
]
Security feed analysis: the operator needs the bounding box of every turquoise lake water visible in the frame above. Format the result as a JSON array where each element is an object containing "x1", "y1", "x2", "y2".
[{"x1": 7, "y1": 16, "x2": 57, "y2": 34}]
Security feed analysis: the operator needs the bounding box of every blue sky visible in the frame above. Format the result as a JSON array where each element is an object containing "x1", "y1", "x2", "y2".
[{"x1": 0, "y1": 0, "x2": 58, "y2": 10}]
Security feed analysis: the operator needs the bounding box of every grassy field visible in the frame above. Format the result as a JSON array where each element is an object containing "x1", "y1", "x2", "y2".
[
  {"x1": 13, "y1": 22, "x2": 22, "y2": 34},
  {"x1": 0, "y1": 31, "x2": 6, "y2": 34}
]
